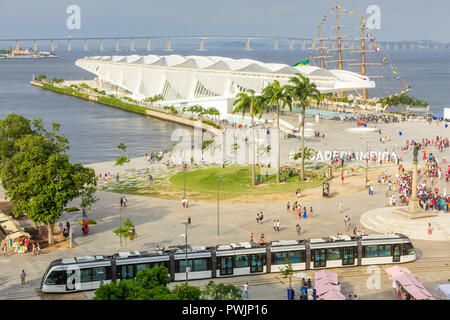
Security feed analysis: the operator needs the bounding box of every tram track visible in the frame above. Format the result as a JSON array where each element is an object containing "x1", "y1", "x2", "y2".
[{"x1": 208, "y1": 257, "x2": 450, "y2": 288}]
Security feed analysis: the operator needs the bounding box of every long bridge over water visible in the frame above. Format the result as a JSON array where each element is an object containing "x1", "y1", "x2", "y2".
[{"x1": 1, "y1": 36, "x2": 447, "y2": 52}]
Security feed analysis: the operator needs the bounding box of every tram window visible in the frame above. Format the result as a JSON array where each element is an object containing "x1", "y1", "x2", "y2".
[
  {"x1": 80, "y1": 269, "x2": 92, "y2": 283},
  {"x1": 402, "y1": 243, "x2": 415, "y2": 255},
  {"x1": 273, "y1": 252, "x2": 288, "y2": 265},
  {"x1": 379, "y1": 245, "x2": 391, "y2": 257},
  {"x1": 192, "y1": 258, "x2": 209, "y2": 272},
  {"x1": 136, "y1": 263, "x2": 151, "y2": 272},
  {"x1": 177, "y1": 260, "x2": 193, "y2": 273},
  {"x1": 153, "y1": 261, "x2": 169, "y2": 269},
  {"x1": 234, "y1": 255, "x2": 249, "y2": 268},
  {"x1": 92, "y1": 267, "x2": 108, "y2": 281},
  {"x1": 44, "y1": 270, "x2": 65, "y2": 285},
  {"x1": 120, "y1": 265, "x2": 134, "y2": 279},
  {"x1": 327, "y1": 248, "x2": 341, "y2": 260},
  {"x1": 290, "y1": 251, "x2": 305, "y2": 263},
  {"x1": 365, "y1": 245, "x2": 379, "y2": 257}
]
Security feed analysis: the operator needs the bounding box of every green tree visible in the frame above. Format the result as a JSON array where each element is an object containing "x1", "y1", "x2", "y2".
[
  {"x1": 35, "y1": 74, "x2": 47, "y2": 82},
  {"x1": 206, "y1": 107, "x2": 220, "y2": 122},
  {"x1": 200, "y1": 281, "x2": 243, "y2": 300},
  {"x1": 94, "y1": 266, "x2": 180, "y2": 300},
  {"x1": 115, "y1": 142, "x2": 130, "y2": 166},
  {"x1": 172, "y1": 282, "x2": 202, "y2": 300},
  {"x1": 0, "y1": 114, "x2": 96, "y2": 245},
  {"x1": 286, "y1": 74, "x2": 321, "y2": 180},
  {"x1": 80, "y1": 185, "x2": 99, "y2": 219},
  {"x1": 280, "y1": 259, "x2": 295, "y2": 295},
  {"x1": 261, "y1": 81, "x2": 293, "y2": 183},
  {"x1": 113, "y1": 218, "x2": 136, "y2": 245},
  {"x1": 233, "y1": 90, "x2": 263, "y2": 186},
  {"x1": 93, "y1": 279, "x2": 139, "y2": 300}
]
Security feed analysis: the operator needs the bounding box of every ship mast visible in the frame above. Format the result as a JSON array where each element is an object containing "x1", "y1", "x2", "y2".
[
  {"x1": 319, "y1": 25, "x2": 325, "y2": 69},
  {"x1": 361, "y1": 15, "x2": 367, "y2": 99},
  {"x1": 336, "y1": 6, "x2": 343, "y2": 97}
]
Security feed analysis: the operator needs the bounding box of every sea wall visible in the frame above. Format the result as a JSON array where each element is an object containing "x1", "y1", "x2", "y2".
[{"x1": 31, "y1": 81, "x2": 221, "y2": 135}]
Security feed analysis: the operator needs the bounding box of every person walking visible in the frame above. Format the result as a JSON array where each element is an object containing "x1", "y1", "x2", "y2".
[
  {"x1": 287, "y1": 201, "x2": 290, "y2": 212},
  {"x1": 187, "y1": 216, "x2": 191, "y2": 228},
  {"x1": 20, "y1": 270, "x2": 26, "y2": 285},
  {"x1": 2, "y1": 243, "x2": 7, "y2": 256},
  {"x1": 296, "y1": 224, "x2": 301, "y2": 237},
  {"x1": 303, "y1": 207, "x2": 307, "y2": 219},
  {"x1": 120, "y1": 196, "x2": 123, "y2": 207},
  {"x1": 428, "y1": 223, "x2": 433, "y2": 235},
  {"x1": 260, "y1": 234, "x2": 265, "y2": 244},
  {"x1": 256, "y1": 213, "x2": 260, "y2": 224},
  {"x1": 339, "y1": 201, "x2": 343, "y2": 215},
  {"x1": 249, "y1": 233, "x2": 254, "y2": 243},
  {"x1": 273, "y1": 220, "x2": 277, "y2": 231},
  {"x1": 37, "y1": 242, "x2": 41, "y2": 255},
  {"x1": 243, "y1": 283, "x2": 249, "y2": 299},
  {"x1": 260, "y1": 212, "x2": 264, "y2": 224},
  {"x1": 123, "y1": 196, "x2": 127, "y2": 207},
  {"x1": 276, "y1": 220, "x2": 280, "y2": 232},
  {"x1": 309, "y1": 207, "x2": 313, "y2": 218}
]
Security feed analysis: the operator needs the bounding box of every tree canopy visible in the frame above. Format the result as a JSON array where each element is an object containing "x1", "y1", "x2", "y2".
[
  {"x1": 0, "y1": 113, "x2": 97, "y2": 244},
  {"x1": 93, "y1": 266, "x2": 242, "y2": 300}
]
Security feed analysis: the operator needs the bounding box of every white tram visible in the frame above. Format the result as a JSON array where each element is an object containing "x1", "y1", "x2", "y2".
[{"x1": 41, "y1": 233, "x2": 416, "y2": 293}]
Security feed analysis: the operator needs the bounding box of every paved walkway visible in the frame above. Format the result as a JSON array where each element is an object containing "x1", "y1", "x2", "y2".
[{"x1": 1, "y1": 179, "x2": 449, "y2": 300}]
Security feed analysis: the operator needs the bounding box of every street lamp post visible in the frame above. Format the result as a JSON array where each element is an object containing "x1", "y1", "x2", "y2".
[
  {"x1": 119, "y1": 204, "x2": 122, "y2": 246},
  {"x1": 217, "y1": 176, "x2": 223, "y2": 237},
  {"x1": 366, "y1": 142, "x2": 369, "y2": 188},
  {"x1": 184, "y1": 165, "x2": 186, "y2": 199},
  {"x1": 182, "y1": 222, "x2": 189, "y2": 284}
]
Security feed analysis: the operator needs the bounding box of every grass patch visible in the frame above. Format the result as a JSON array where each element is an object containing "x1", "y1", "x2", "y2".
[{"x1": 168, "y1": 165, "x2": 326, "y2": 200}]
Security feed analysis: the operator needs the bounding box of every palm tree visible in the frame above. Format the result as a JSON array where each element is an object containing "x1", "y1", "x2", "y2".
[
  {"x1": 233, "y1": 90, "x2": 263, "y2": 186},
  {"x1": 379, "y1": 96, "x2": 395, "y2": 113},
  {"x1": 262, "y1": 80, "x2": 293, "y2": 183},
  {"x1": 144, "y1": 94, "x2": 163, "y2": 109},
  {"x1": 286, "y1": 74, "x2": 321, "y2": 180},
  {"x1": 206, "y1": 107, "x2": 220, "y2": 123}
]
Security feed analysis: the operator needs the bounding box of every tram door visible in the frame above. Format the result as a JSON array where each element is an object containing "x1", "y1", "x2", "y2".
[
  {"x1": 65, "y1": 270, "x2": 77, "y2": 291},
  {"x1": 312, "y1": 249, "x2": 326, "y2": 268},
  {"x1": 342, "y1": 247, "x2": 355, "y2": 266},
  {"x1": 249, "y1": 254, "x2": 264, "y2": 273},
  {"x1": 393, "y1": 244, "x2": 401, "y2": 262},
  {"x1": 219, "y1": 256, "x2": 233, "y2": 276}
]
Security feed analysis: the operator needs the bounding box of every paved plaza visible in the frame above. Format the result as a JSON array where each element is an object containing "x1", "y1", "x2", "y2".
[{"x1": 1, "y1": 117, "x2": 449, "y2": 300}]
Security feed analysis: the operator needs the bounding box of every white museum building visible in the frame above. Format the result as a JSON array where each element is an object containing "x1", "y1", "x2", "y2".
[{"x1": 76, "y1": 54, "x2": 375, "y2": 116}]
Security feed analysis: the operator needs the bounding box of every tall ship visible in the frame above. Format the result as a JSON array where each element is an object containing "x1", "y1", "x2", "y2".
[{"x1": 309, "y1": 3, "x2": 409, "y2": 100}]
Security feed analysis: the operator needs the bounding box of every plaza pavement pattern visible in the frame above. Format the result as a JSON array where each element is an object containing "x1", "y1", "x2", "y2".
[
  {"x1": 1, "y1": 181, "x2": 449, "y2": 300},
  {"x1": 1, "y1": 117, "x2": 450, "y2": 300}
]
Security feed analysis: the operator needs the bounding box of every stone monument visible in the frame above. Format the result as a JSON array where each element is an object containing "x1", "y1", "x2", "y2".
[
  {"x1": 406, "y1": 145, "x2": 422, "y2": 213},
  {"x1": 397, "y1": 145, "x2": 437, "y2": 218}
]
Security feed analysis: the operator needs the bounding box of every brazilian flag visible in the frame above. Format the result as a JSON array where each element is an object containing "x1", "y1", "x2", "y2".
[{"x1": 293, "y1": 59, "x2": 310, "y2": 67}]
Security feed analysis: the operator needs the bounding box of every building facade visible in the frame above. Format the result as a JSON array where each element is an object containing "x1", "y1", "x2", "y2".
[{"x1": 76, "y1": 54, "x2": 375, "y2": 115}]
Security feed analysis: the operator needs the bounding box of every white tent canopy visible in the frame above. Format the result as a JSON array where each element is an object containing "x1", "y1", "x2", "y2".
[{"x1": 437, "y1": 284, "x2": 450, "y2": 300}]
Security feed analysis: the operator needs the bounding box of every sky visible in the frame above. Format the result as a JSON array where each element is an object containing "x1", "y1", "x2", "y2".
[{"x1": 0, "y1": 0, "x2": 448, "y2": 43}]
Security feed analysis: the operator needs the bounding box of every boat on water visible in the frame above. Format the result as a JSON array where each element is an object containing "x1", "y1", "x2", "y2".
[{"x1": 0, "y1": 49, "x2": 58, "y2": 59}]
